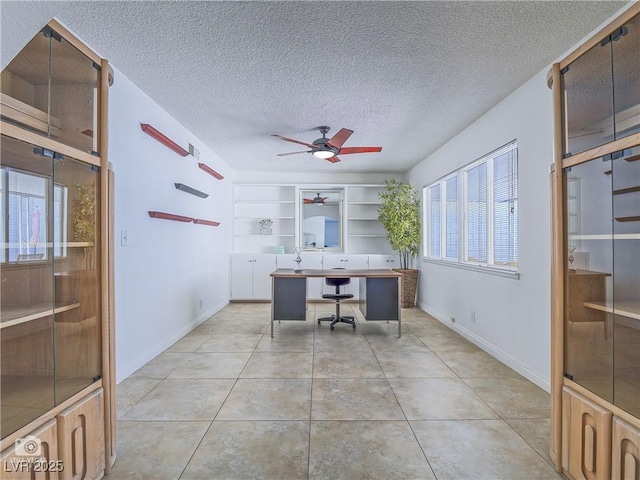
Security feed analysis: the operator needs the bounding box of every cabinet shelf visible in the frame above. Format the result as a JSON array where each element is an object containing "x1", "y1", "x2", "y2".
[
  {"x1": 1, "y1": 302, "x2": 81, "y2": 329},
  {"x1": 582, "y1": 301, "x2": 640, "y2": 321},
  {"x1": 0, "y1": 93, "x2": 61, "y2": 136},
  {"x1": 613, "y1": 186, "x2": 640, "y2": 195},
  {"x1": 4, "y1": 241, "x2": 95, "y2": 249},
  {"x1": 348, "y1": 201, "x2": 382, "y2": 205},
  {"x1": 348, "y1": 217, "x2": 379, "y2": 221}
]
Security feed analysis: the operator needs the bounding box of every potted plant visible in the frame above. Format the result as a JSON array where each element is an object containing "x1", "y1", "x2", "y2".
[
  {"x1": 378, "y1": 179, "x2": 421, "y2": 308},
  {"x1": 259, "y1": 218, "x2": 273, "y2": 235}
]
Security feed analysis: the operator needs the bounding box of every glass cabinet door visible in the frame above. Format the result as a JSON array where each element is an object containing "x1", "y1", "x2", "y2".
[
  {"x1": 0, "y1": 135, "x2": 101, "y2": 438},
  {"x1": 612, "y1": 145, "x2": 640, "y2": 417},
  {"x1": 612, "y1": 14, "x2": 640, "y2": 140},
  {"x1": 562, "y1": 41, "x2": 614, "y2": 156},
  {"x1": 0, "y1": 136, "x2": 56, "y2": 438},
  {"x1": 49, "y1": 32, "x2": 99, "y2": 154},
  {"x1": 0, "y1": 30, "x2": 53, "y2": 137},
  {"x1": 0, "y1": 27, "x2": 99, "y2": 154},
  {"x1": 53, "y1": 151, "x2": 101, "y2": 404},
  {"x1": 563, "y1": 157, "x2": 614, "y2": 403}
]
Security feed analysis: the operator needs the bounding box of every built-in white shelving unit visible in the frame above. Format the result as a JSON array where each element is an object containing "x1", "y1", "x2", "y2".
[
  {"x1": 233, "y1": 184, "x2": 296, "y2": 253},
  {"x1": 233, "y1": 183, "x2": 393, "y2": 254}
]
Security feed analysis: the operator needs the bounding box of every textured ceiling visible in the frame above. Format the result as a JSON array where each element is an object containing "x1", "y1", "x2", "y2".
[{"x1": 0, "y1": 1, "x2": 629, "y2": 173}]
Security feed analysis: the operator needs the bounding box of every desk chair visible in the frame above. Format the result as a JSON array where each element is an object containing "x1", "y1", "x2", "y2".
[{"x1": 317, "y1": 277, "x2": 355, "y2": 330}]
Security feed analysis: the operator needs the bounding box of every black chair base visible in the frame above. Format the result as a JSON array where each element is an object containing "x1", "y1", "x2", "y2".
[{"x1": 318, "y1": 314, "x2": 356, "y2": 330}]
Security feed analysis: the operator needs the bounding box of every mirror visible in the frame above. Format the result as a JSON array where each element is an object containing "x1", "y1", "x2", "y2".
[{"x1": 299, "y1": 188, "x2": 343, "y2": 251}]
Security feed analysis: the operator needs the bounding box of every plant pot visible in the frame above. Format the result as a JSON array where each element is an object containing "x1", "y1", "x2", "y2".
[{"x1": 394, "y1": 268, "x2": 419, "y2": 308}]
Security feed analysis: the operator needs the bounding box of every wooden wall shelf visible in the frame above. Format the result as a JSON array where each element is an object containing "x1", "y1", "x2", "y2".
[
  {"x1": 193, "y1": 218, "x2": 220, "y2": 227},
  {"x1": 148, "y1": 211, "x2": 193, "y2": 222},
  {"x1": 198, "y1": 162, "x2": 224, "y2": 180},
  {"x1": 140, "y1": 123, "x2": 189, "y2": 157},
  {"x1": 148, "y1": 211, "x2": 220, "y2": 226}
]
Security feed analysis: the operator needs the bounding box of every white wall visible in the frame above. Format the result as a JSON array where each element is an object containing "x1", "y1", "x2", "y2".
[
  {"x1": 407, "y1": 69, "x2": 554, "y2": 390},
  {"x1": 109, "y1": 67, "x2": 234, "y2": 382}
]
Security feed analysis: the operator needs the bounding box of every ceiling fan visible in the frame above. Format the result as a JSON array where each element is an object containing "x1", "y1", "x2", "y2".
[
  {"x1": 303, "y1": 193, "x2": 329, "y2": 206},
  {"x1": 272, "y1": 126, "x2": 382, "y2": 163}
]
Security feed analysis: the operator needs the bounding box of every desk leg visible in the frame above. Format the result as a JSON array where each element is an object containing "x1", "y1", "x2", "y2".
[
  {"x1": 271, "y1": 276, "x2": 275, "y2": 337},
  {"x1": 397, "y1": 276, "x2": 402, "y2": 338}
]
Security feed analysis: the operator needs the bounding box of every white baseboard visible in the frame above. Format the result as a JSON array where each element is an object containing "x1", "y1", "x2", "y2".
[
  {"x1": 417, "y1": 301, "x2": 550, "y2": 393},
  {"x1": 116, "y1": 299, "x2": 229, "y2": 384}
]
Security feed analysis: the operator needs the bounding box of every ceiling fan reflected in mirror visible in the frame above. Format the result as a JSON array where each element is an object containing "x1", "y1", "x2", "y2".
[
  {"x1": 272, "y1": 126, "x2": 382, "y2": 163},
  {"x1": 304, "y1": 193, "x2": 328, "y2": 206}
]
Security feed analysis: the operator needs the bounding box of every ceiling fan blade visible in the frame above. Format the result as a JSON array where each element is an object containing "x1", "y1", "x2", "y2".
[
  {"x1": 271, "y1": 134, "x2": 318, "y2": 150},
  {"x1": 326, "y1": 156, "x2": 341, "y2": 163},
  {"x1": 326, "y1": 128, "x2": 353, "y2": 149},
  {"x1": 276, "y1": 150, "x2": 311, "y2": 157},
  {"x1": 338, "y1": 146, "x2": 382, "y2": 155},
  {"x1": 304, "y1": 198, "x2": 313, "y2": 203}
]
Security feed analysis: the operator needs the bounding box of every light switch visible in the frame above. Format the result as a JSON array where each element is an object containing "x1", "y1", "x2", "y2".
[{"x1": 121, "y1": 230, "x2": 128, "y2": 246}]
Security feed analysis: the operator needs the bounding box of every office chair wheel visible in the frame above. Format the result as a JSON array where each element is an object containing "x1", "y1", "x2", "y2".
[
  {"x1": 317, "y1": 319, "x2": 321, "y2": 325},
  {"x1": 352, "y1": 324, "x2": 356, "y2": 329},
  {"x1": 330, "y1": 326, "x2": 335, "y2": 331}
]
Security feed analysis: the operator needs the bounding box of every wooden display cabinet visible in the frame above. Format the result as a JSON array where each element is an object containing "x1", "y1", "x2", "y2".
[
  {"x1": 612, "y1": 416, "x2": 640, "y2": 480},
  {"x1": 550, "y1": 4, "x2": 640, "y2": 478},
  {"x1": 0, "y1": 20, "x2": 116, "y2": 479}
]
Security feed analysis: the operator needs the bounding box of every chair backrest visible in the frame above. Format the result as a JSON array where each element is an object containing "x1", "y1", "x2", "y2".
[{"x1": 325, "y1": 277, "x2": 350, "y2": 287}]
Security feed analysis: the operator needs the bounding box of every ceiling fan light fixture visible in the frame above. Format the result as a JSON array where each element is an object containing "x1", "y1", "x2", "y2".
[{"x1": 312, "y1": 149, "x2": 334, "y2": 159}]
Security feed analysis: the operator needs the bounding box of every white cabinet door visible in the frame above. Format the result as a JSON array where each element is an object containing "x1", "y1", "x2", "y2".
[
  {"x1": 276, "y1": 254, "x2": 297, "y2": 269},
  {"x1": 253, "y1": 255, "x2": 276, "y2": 300},
  {"x1": 322, "y1": 255, "x2": 368, "y2": 298},
  {"x1": 368, "y1": 254, "x2": 399, "y2": 269},
  {"x1": 231, "y1": 255, "x2": 255, "y2": 300},
  {"x1": 301, "y1": 254, "x2": 324, "y2": 300},
  {"x1": 230, "y1": 254, "x2": 275, "y2": 300}
]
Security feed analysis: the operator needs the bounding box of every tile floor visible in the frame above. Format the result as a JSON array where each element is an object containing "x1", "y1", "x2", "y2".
[{"x1": 108, "y1": 303, "x2": 562, "y2": 479}]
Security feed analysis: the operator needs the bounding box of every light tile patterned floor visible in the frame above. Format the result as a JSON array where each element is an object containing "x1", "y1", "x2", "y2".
[{"x1": 108, "y1": 303, "x2": 561, "y2": 480}]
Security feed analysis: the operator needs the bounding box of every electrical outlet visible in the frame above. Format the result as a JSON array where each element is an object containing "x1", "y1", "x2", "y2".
[
  {"x1": 450, "y1": 316, "x2": 456, "y2": 323},
  {"x1": 121, "y1": 230, "x2": 128, "y2": 246},
  {"x1": 471, "y1": 311, "x2": 476, "y2": 324}
]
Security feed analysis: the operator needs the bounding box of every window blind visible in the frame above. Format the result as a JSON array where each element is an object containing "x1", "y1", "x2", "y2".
[
  {"x1": 445, "y1": 176, "x2": 458, "y2": 260},
  {"x1": 493, "y1": 148, "x2": 518, "y2": 266},
  {"x1": 429, "y1": 185, "x2": 441, "y2": 257},
  {"x1": 466, "y1": 163, "x2": 487, "y2": 263}
]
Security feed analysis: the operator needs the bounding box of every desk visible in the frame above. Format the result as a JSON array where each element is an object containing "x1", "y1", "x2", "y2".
[{"x1": 270, "y1": 268, "x2": 402, "y2": 337}]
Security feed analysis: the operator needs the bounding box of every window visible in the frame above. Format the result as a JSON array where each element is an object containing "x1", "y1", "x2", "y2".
[
  {"x1": 1, "y1": 167, "x2": 67, "y2": 263},
  {"x1": 423, "y1": 141, "x2": 518, "y2": 273}
]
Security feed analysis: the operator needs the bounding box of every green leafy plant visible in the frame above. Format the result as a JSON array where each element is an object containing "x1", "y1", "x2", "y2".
[{"x1": 378, "y1": 179, "x2": 420, "y2": 270}]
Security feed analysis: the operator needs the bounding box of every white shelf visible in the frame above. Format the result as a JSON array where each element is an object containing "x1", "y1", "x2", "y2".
[
  {"x1": 235, "y1": 216, "x2": 294, "y2": 220},
  {"x1": 348, "y1": 217, "x2": 379, "y2": 221},
  {"x1": 348, "y1": 234, "x2": 387, "y2": 238},
  {"x1": 235, "y1": 234, "x2": 294, "y2": 237},
  {"x1": 348, "y1": 201, "x2": 382, "y2": 205},
  {"x1": 569, "y1": 234, "x2": 640, "y2": 240},
  {"x1": 235, "y1": 200, "x2": 295, "y2": 204}
]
